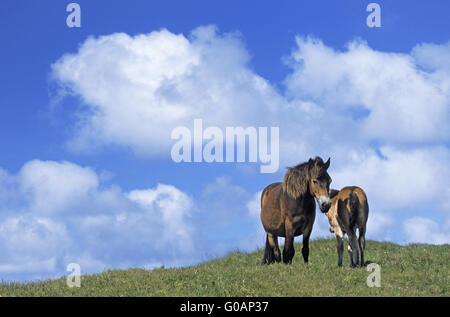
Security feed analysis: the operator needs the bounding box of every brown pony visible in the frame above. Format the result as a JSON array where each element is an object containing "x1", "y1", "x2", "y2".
[
  {"x1": 327, "y1": 186, "x2": 369, "y2": 267},
  {"x1": 260, "y1": 157, "x2": 332, "y2": 264}
]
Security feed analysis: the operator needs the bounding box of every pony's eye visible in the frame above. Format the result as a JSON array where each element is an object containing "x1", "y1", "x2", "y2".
[{"x1": 313, "y1": 179, "x2": 318, "y2": 185}]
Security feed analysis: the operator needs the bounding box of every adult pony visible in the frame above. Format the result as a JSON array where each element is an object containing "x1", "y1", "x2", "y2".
[
  {"x1": 327, "y1": 186, "x2": 369, "y2": 267},
  {"x1": 260, "y1": 157, "x2": 332, "y2": 265}
]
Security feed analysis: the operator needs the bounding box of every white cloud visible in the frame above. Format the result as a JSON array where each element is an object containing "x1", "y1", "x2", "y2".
[
  {"x1": 246, "y1": 191, "x2": 262, "y2": 219},
  {"x1": 366, "y1": 212, "x2": 395, "y2": 241},
  {"x1": 403, "y1": 217, "x2": 450, "y2": 245},
  {"x1": 311, "y1": 213, "x2": 335, "y2": 240},
  {"x1": 128, "y1": 184, "x2": 194, "y2": 251},
  {"x1": 0, "y1": 216, "x2": 69, "y2": 280},
  {"x1": 411, "y1": 41, "x2": 450, "y2": 72},
  {"x1": 51, "y1": 25, "x2": 282, "y2": 155},
  {"x1": 0, "y1": 161, "x2": 275, "y2": 282},
  {"x1": 0, "y1": 160, "x2": 196, "y2": 281},
  {"x1": 0, "y1": 258, "x2": 58, "y2": 277},
  {"x1": 0, "y1": 216, "x2": 69, "y2": 258},
  {"x1": 330, "y1": 146, "x2": 450, "y2": 212},
  {"x1": 284, "y1": 36, "x2": 450, "y2": 145},
  {"x1": 51, "y1": 26, "x2": 450, "y2": 174},
  {"x1": 19, "y1": 160, "x2": 99, "y2": 215},
  {"x1": 238, "y1": 190, "x2": 266, "y2": 251}
]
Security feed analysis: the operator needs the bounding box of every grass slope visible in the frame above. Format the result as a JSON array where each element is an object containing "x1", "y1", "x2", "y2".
[{"x1": 1, "y1": 239, "x2": 448, "y2": 296}]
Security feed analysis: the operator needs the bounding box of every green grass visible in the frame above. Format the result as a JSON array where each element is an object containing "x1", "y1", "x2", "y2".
[{"x1": 0, "y1": 238, "x2": 448, "y2": 296}]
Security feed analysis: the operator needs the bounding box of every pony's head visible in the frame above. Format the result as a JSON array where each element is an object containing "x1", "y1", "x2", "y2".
[{"x1": 282, "y1": 156, "x2": 332, "y2": 213}]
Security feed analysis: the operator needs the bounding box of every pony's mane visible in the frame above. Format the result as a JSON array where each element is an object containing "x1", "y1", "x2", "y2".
[{"x1": 282, "y1": 157, "x2": 327, "y2": 199}]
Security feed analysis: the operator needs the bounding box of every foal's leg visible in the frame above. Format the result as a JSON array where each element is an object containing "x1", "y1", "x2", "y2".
[
  {"x1": 347, "y1": 231, "x2": 359, "y2": 267},
  {"x1": 336, "y1": 236, "x2": 344, "y2": 267},
  {"x1": 358, "y1": 227, "x2": 366, "y2": 266}
]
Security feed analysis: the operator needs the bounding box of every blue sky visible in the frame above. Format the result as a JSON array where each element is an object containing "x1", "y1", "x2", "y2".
[{"x1": 0, "y1": 0, "x2": 449, "y2": 282}]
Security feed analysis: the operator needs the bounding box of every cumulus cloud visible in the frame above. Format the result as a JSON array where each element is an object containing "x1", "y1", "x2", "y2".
[
  {"x1": 0, "y1": 215, "x2": 70, "y2": 280},
  {"x1": 19, "y1": 160, "x2": 99, "y2": 215},
  {"x1": 190, "y1": 177, "x2": 266, "y2": 254},
  {"x1": 51, "y1": 25, "x2": 282, "y2": 155},
  {"x1": 330, "y1": 146, "x2": 450, "y2": 212},
  {"x1": 0, "y1": 161, "x2": 271, "y2": 282},
  {"x1": 51, "y1": 26, "x2": 450, "y2": 170},
  {"x1": 411, "y1": 41, "x2": 450, "y2": 72},
  {"x1": 366, "y1": 212, "x2": 395, "y2": 241},
  {"x1": 403, "y1": 217, "x2": 450, "y2": 244},
  {"x1": 246, "y1": 191, "x2": 262, "y2": 219},
  {"x1": 128, "y1": 185, "x2": 194, "y2": 251},
  {"x1": 0, "y1": 160, "x2": 196, "y2": 281},
  {"x1": 284, "y1": 36, "x2": 450, "y2": 145}
]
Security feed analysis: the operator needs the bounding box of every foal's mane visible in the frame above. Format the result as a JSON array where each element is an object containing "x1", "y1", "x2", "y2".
[
  {"x1": 329, "y1": 189, "x2": 340, "y2": 199},
  {"x1": 282, "y1": 157, "x2": 326, "y2": 199}
]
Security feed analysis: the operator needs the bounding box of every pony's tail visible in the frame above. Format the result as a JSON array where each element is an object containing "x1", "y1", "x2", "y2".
[{"x1": 262, "y1": 234, "x2": 274, "y2": 265}]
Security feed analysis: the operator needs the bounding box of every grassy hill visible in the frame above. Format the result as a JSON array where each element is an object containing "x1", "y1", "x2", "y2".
[{"x1": 0, "y1": 238, "x2": 448, "y2": 296}]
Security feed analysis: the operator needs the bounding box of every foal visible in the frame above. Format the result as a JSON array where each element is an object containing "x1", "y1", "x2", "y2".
[{"x1": 326, "y1": 186, "x2": 369, "y2": 267}]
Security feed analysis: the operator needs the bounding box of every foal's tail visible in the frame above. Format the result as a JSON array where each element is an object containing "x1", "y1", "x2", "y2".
[
  {"x1": 351, "y1": 188, "x2": 369, "y2": 266},
  {"x1": 349, "y1": 191, "x2": 360, "y2": 228},
  {"x1": 350, "y1": 191, "x2": 359, "y2": 207},
  {"x1": 349, "y1": 189, "x2": 369, "y2": 266},
  {"x1": 348, "y1": 190, "x2": 368, "y2": 228},
  {"x1": 350, "y1": 189, "x2": 369, "y2": 235}
]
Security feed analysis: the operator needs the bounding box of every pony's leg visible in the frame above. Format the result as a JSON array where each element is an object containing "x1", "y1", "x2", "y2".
[
  {"x1": 262, "y1": 233, "x2": 275, "y2": 265},
  {"x1": 282, "y1": 221, "x2": 295, "y2": 264},
  {"x1": 262, "y1": 233, "x2": 280, "y2": 264},
  {"x1": 283, "y1": 234, "x2": 295, "y2": 264},
  {"x1": 347, "y1": 231, "x2": 359, "y2": 267},
  {"x1": 336, "y1": 236, "x2": 344, "y2": 267},
  {"x1": 358, "y1": 227, "x2": 366, "y2": 266},
  {"x1": 270, "y1": 233, "x2": 281, "y2": 263},
  {"x1": 301, "y1": 225, "x2": 313, "y2": 263}
]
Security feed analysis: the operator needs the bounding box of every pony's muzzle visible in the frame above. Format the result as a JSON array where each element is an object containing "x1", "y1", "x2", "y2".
[{"x1": 318, "y1": 196, "x2": 331, "y2": 213}]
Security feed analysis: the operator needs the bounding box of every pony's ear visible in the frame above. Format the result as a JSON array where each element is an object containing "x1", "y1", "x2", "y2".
[
  {"x1": 324, "y1": 157, "x2": 330, "y2": 170},
  {"x1": 282, "y1": 166, "x2": 309, "y2": 199}
]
